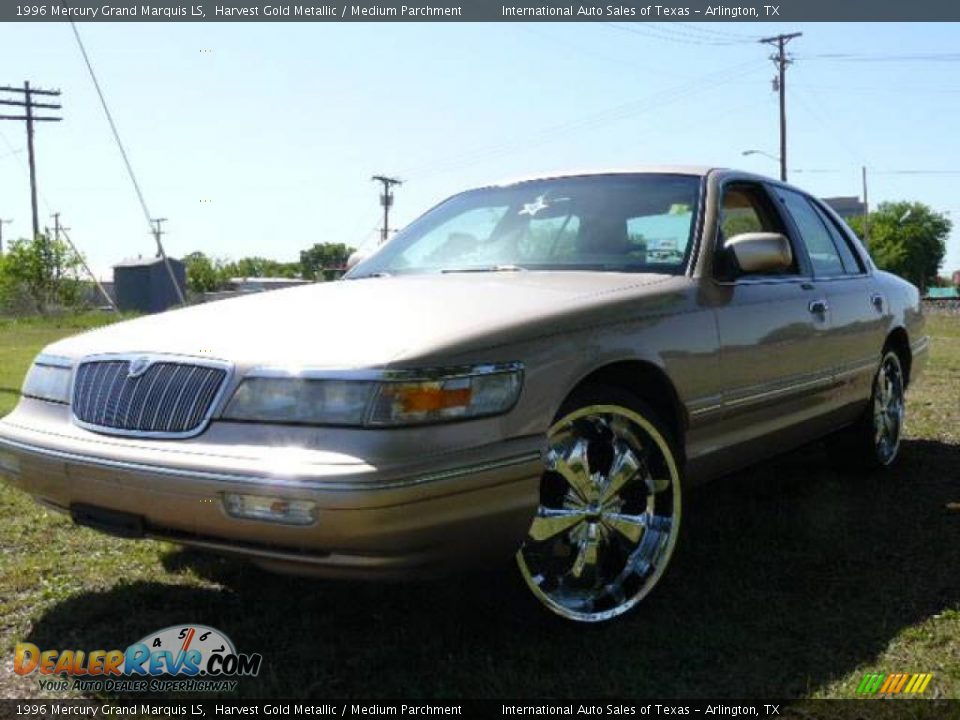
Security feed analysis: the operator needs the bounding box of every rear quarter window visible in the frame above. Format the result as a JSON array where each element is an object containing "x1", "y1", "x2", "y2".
[
  {"x1": 810, "y1": 201, "x2": 867, "y2": 274},
  {"x1": 776, "y1": 187, "x2": 847, "y2": 276}
]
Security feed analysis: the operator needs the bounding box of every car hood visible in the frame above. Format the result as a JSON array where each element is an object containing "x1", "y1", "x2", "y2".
[{"x1": 46, "y1": 272, "x2": 675, "y2": 368}]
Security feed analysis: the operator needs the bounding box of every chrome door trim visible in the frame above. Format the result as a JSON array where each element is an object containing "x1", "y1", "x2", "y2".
[{"x1": 723, "y1": 373, "x2": 836, "y2": 411}]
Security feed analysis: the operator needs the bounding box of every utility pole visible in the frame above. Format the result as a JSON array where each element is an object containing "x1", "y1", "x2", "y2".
[
  {"x1": 371, "y1": 175, "x2": 402, "y2": 243},
  {"x1": 759, "y1": 33, "x2": 801, "y2": 182},
  {"x1": 150, "y1": 217, "x2": 186, "y2": 304},
  {"x1": 0, "y1": 82, "x2": 62, "y2": 239},
  {"x1": 151, "y1": 217, "x2": 167, "y2": 248},
  {"x1": 861, "y1": 166, "x2": 870, "y2": 246},
  {"x1": 0, "y1": 218, "x2": 11, "y2": 255},
  {"x1": 51, "y1": 212, "x2": 67, "y2": 244},
  {"x1": 56, "y1": 221, "x2": 117, "y2": 311},
  {"x1": 50, "y1": 212, "x2": 69, "y2": 281}
]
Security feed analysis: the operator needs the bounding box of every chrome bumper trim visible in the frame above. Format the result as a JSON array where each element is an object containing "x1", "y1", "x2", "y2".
[
  {"x1": 31, "y1": 496, "x2": 419, "y2": 568},
  {"x1": 0, "y1": 434, "x2": 543, "y2": 492}
]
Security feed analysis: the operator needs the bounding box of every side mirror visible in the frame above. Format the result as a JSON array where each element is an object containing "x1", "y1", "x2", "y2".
[
  {"x1": 345, "y1": 250, "x2": 366, "y2": 271},
  {"x1": 725, "y1": 232, "x2": 792, "y2": 274}
]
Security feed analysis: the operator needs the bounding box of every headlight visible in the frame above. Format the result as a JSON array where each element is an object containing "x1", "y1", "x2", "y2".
[
  {"x1": 223, "y1": 378, "x2": 376, "y2": 425},
  {"x1": 222, "y1": 363, "x2": 523, "y2": 427},
  {"x1": 22, "y1": 355, "x2": 73, "y2": 404}
]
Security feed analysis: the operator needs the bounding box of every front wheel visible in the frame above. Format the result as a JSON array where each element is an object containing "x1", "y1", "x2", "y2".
[{"x1": 516, "y1": 386, "x2": 682, "y2": 622}]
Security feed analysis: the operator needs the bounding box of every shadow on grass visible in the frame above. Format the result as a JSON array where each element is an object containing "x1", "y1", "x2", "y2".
[{"x1": 24, "y1": 438, "x2": 960, "y2": 698}]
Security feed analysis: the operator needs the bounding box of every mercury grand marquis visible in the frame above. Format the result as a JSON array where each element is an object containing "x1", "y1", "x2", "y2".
[{"x1": 0, "y1": 167, "x2": 927, "y2": 622}]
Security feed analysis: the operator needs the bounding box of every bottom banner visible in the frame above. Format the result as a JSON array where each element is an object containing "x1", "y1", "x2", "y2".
[{"x1": 0, "y1": 700, "x2": 955, "y2": 720}]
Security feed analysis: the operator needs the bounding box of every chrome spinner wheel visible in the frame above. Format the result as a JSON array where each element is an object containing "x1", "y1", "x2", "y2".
[
  {"x1": 873, "y1": 351, "x2": 905, "y2": 466},
  {"x1": 517, "y1": 401, "x2": 681, "y2": 622}
]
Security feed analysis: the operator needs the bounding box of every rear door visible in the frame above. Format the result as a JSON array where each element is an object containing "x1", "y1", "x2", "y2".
[
  {"x1": 771, "y1": 187, "x2": 888, "y2": 413},
  {"x1": 710, "y1": 180, "x2": 834, "y2": 450}
]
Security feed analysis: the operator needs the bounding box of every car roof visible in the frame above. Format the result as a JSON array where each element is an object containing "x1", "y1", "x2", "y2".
[{"x1": 488, "y1": 165, "x2": 718, "y2": 187}]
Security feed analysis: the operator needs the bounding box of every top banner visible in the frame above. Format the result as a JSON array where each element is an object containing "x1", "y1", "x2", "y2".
[{"x1": 6, "y1": 0, "x2": 960, "y2": 22}]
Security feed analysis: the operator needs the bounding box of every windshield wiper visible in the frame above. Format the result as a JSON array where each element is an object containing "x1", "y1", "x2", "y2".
[{"x1": 440, "y1": 264, "x2": 528, "y2": 274}]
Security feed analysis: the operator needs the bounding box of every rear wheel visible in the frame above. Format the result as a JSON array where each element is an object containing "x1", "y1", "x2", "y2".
[
  {"x1": 837, "y1": 349, "x2": 906, "y2": 470},
  {"x1": 871, "y1": 350, "x2": 906, "y2": 466},
  {"x1": 516, "y1": 385, "x2": 682, "y2": 622}
]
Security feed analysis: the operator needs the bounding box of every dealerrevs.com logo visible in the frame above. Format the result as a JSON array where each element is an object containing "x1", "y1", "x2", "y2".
[{"x1": 14, "y1": 625, "x2": 262, "y2": 693}]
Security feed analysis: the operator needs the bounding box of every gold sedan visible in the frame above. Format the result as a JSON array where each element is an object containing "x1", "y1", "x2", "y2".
[{"x1": 0, "y1": 167, "x2": 927, "y2": 622}]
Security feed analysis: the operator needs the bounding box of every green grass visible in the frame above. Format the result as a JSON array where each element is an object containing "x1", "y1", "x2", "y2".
[
  {"x1": 0, "y1": 313, "x2": 127, "y2": 419},
  {"x1": 0, "y1": 313, "x2": 958, "y2": 700}
]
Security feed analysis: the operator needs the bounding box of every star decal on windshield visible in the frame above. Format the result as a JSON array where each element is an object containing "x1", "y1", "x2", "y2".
[{"x1": 519, "y1": 195, "x2": 549, "y2": 217}]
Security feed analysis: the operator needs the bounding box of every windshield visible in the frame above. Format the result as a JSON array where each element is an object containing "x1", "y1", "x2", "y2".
[{"x1": 348, "y1": 174, "x2": 702, "y2": 278}]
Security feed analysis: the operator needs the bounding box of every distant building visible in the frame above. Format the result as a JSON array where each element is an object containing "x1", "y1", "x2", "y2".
[
  {"x1": 952, "y1": 270, "x2": 960, "y2": 287},
  {"x1": 822, "y1": 196, "x2": 866, "y2": 220},
  {"x1": 113, "y1": 256, "x2": 186, "y2": 314},
  {"x1": 200, "y1": 276, "x2": 311, "y2": 304}
]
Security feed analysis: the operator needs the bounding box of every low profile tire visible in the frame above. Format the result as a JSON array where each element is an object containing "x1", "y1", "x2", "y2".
[
  {"x1": 516, "y1": 384, "x2": 683, "y2": 623},
  {"x1": 837, "y1": 348, "x2": 907, "y2": 471}
]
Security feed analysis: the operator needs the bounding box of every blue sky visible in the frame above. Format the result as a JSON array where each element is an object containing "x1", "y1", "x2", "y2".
[{"x1": 1, "y1": 21, "x2": 958, "y2": 279}]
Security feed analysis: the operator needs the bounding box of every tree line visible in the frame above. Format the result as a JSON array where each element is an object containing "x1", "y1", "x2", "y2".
[
  {"x1": 183, "y1": 242, "x2": 355, "y2": 293},
  {"x1": 846, "y1": 201, "x2": 952, "y2": 290},
  {"x1": 0, "y1": 202, "x2": 952, "y2": 316}
]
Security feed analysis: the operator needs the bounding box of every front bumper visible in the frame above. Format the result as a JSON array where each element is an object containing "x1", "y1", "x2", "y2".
[{"x1": 0, "y1": 401, "x2": 544, "y2": 578}]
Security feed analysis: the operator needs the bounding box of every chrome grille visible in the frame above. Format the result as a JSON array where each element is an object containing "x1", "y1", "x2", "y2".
[{"x1": 72, "y1": 358, "x2": 228, "y2": 436}]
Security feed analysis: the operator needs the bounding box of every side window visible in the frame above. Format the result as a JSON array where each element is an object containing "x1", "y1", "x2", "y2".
[
  {"x1": 810, "y1": 201, "x2": 865, "y2": 274},
  {"x1": 718, "y1": 183, "x2": 797, "y2": 276},
  {"x1": 776, "y1": 188, "x2": 846, "y2": 277}
]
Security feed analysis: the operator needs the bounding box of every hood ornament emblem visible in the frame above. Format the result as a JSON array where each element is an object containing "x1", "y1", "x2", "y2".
[{"x1": 128, "y1": 356, "x2": 152, "y2": 378}]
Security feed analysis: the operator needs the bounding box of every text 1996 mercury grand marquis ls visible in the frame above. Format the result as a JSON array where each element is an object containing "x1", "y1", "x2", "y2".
[{"x1": 0, "y1": 167, "x2": 927, "y2": 622}]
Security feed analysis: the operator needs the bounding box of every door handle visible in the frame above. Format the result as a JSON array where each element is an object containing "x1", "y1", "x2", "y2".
[
  {"x1": 871, "y1": 293, "x2": 884, "y2": 312},
  {"x1": 809, "y1": 299, "x2": 829, "y2": 315}
]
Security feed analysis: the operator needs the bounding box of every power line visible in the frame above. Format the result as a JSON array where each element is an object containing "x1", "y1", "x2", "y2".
[
  {"x1": 66, "y1": 19, "x2": 185, "y2": 305},
  {"x1": 51, "y1": 211, "x2": 116, "y2": 310},
  {"x1": 799, "y1": 52, "x2": 960, "y2": 62},
  {"x1": 0, "y1": 146, "x2": 24, "y2": 161},
  {"x1": 601, "y1": 22, "x2": 755, "y2": 47},
  {"x1": 797, "y1": 168, "x2": 960, "y2": 175},
  {"x1": 0, "y1": 124, "x2": 112, "y2": 302},
  {"x1": 673, "y1": 22, "x2": 763, "y2": 41},
  {"x1": 59, "y1": 222, "x2": 116, "y2": 309},
  {"x1": 401, "y1": 58, "x2": 767, "y2": 181},
  {"x1": 789, "y1": 85, "x2": 867, "y2": 165},
  {"x1": 789, "y1": 82, "x2": 960, "y2": 95},
  {"x1": 512, "y1": 25, "x2": 691, "y2": 78}
]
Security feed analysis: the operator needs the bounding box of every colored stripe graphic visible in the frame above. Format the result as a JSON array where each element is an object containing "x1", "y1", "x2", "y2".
[
  {"x1": 856, "y1": 673, "x2": 886, "y2": 693},
  {"x1": 857, "y1": 672, "x2": 933, "y2": 694}
]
